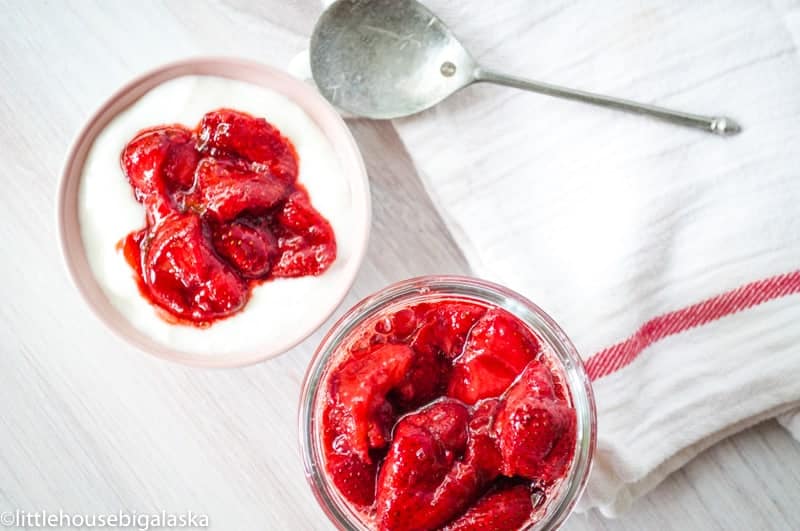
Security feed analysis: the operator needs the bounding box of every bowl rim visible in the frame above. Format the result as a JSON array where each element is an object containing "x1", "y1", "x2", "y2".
[{"x1": 56, "y1": 57, "x2": 371, "y2": 368}]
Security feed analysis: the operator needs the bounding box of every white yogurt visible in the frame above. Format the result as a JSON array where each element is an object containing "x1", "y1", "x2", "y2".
[{"x1": 79, "y1": 75, "x2": 357, "y2": 357}]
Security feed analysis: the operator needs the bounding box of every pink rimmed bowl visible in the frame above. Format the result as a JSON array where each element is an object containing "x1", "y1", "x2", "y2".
[{"x1": 57, "y1": 58, "x2": 371, "y2": 367}]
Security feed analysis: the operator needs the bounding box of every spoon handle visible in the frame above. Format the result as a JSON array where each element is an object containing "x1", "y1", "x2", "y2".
[{"x1": 474, "y1": 68, "x2": 741, "y2": 136}]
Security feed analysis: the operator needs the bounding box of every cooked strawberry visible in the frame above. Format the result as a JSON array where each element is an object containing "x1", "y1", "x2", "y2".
[
  {"x1": 271, "y1": 240, "x2": 336, "y2": 278},
  {"x1": 198, "y1": 108, "x2": 298, "y2": 183},
  {"x1": 389, "y1": 345, "x2": 448, "y2": 410},
  {"x1": 323, "y1": 438, "x2": 379, "y2": 507},
  {"x1": 372, "y1": 307, "x2": 419, "y2": 342},
  {"x1": 493, "y1": 364, "x2": 575, "y2": 482},
  {"x1": 381, "y1": 303, "x2": 486, "y2": 409},
  {"x1": 323, "y1": 344, "x2": 417, "y2": 507},
  {"x1": 403, "y1": 399, "x2": 471, "y2": 450},
  {"x1": 210, "y1": 221, "x2": 277, "y2": 278},
  {"x1": 323, "y1": 399, "x2": 381, "y2": 507},
  {"x1": 375, "y1": 400, "x2": 473, "y2": 531},
  {"x1": 272, "y1": 190, "x2": 337, "y2": 277},
  {"x1": 375, "y1": 399, "x2": 503, "y2": 531},
  {"x1": 121, "y1": 125, "x2": 198, "y2": 221},
  {"x1": 160, "y1": 132, "x2": 200, "y2": 192},
  {"x1": 466, "y1": 398, "x2": 503, "y2": 475},
  {"x1": 495, "y1": 402, "x2": 569, "y2": 480},
  {"x1": 139, "y1": 213, "x2": 247, "y2": 323},
  {"x1": 122, "y1": 125, "x2": 197, "y2": 193},
  {"x1": 447, "y1": 308, "x2": 541, "y2": 404},
  {"x1": 536, "y1": 410, "x2": 576, "y2": 484},
  {"x1": 328, "y1": 344, "x2": 415, "y2": 461},
  {"x1": 274, "y1": 189, "x2": 334, "y2": 242},
  {"x1": 443, "y1": 483, "x2": 534, "y2": 531},
  {"x1": 190, "y1": 157, "x2": 289, "y2": 221},
  {"x1": 411, "y1": 302, "x2": 486, "y2": 359}
]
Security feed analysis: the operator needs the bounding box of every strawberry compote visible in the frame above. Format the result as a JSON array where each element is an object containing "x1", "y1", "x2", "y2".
[
  {"x1": 305, "y1": 278, "x2": 593, "y2": 531},
  {"x1": 118, "y1": 109, "x2": 336, "y2": 326}
]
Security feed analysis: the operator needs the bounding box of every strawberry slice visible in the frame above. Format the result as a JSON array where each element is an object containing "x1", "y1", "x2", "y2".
[
  {"x1": 272, "y1": 190, "x2": 337, "y2": 277},
  {"x1": 411, "y1": 302, "x2": 486, "y2": 360},
  {"x1": 121, "y1": 125, "x2": 198, "y2": 194},
  {"x1": 376, "y1": 400, "x2": 501, "y2": 531},
  {"x1": 140, "y1": 213, "x2": 247, "y2": 323},
  {"x1": 442, "y1": 483, "x2": 534, "y2": 531},
  {"x1": 502, "y1": 361, "x2": 557, "y2": 403},
  {"x1": 382, "y1": 303, "x2": 485, "y2": 410},
  {"x1": 324, "y1": 344, "x2": 416, "y2": 507},
  {"x1": 493, "y1": 364, "x2": 576, "y2": 482},
  {"x1": 210, "y1": 221, "x2": 277, "y2": 278},
  {"x1": 536, "y1": 410, "x2": 576, "y2": 484},
  {"x1": 466, "y1": 398, "x2": 503, "y2": 475},
  {"x1": 322, "y1": 438, "x2": 380, "y2": 507},
  {"x1": 447, "y1": 309, "x2": 541, "y2": 404},
  {"x1": 121, "y1": 125, "x2": 198, "y2": 222},
  {"x1": 198, "y1": 108, "x2": 298, "y2": 184},
  {"x1": 375, "y1": 400, "x2": 470, "y2": 531},
  {"x1": 190, "y1": 157, "x2": 289, "y2": 221},
  {"x1": 327, "y1": 343, "x2": 415, "y2": 459}
]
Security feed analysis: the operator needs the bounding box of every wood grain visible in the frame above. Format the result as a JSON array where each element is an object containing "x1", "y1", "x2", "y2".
[{"x1": 0, "y1": 1, "x2": 798, "y2": 529}]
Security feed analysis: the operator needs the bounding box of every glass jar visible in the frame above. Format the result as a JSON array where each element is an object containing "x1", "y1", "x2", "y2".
[{"x1": 299, "y1": 276, "x2": 596, "y2": 530}]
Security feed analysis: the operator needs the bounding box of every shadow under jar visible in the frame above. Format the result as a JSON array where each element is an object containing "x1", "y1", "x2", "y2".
[{"x1": 300, "y1": 276, "x2": 596, "y2": 531}]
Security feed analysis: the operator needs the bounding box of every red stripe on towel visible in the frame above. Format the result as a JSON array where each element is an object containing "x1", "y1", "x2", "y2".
[{"x1": 586, "y1": 270, "x2": 800, "y2": 381}]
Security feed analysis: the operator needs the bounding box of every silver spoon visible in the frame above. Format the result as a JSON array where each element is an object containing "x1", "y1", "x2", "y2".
[{"x1": 310, "y1": 0, "x2": 741, "y2": 136}]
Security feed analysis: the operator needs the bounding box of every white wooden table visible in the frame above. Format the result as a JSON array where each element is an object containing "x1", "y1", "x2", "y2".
[{"x1": 2, "y1": 1, "x2": 799, "y2": 529}]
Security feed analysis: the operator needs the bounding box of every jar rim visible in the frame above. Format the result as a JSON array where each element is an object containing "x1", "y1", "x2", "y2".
[{"x1": 298, "y1": 275, "x2": 596, "y2": 530}]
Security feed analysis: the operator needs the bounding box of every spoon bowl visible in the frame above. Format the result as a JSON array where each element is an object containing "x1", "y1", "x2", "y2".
[{"x1": 311, "y1": 0, "x2": 475, "y2": 119}]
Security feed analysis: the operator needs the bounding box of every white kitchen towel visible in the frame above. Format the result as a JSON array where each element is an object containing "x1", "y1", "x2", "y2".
[{"x1": 298, "y1": 0, "x2": 800, "y2": 516}]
